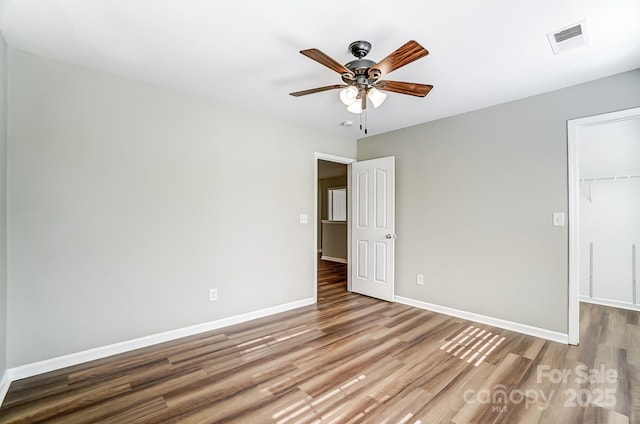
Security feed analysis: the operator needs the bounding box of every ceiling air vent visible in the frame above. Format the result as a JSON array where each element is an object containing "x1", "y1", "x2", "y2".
[
  {"x1": 547, "y1": 20, "x2": 588, "y2": 55},
  {"x1": 554, "y1": 25, "x2": 583, "y2": 43}
]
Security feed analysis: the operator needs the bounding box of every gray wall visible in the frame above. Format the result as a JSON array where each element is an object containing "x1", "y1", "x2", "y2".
[
  {"x1": 4, "y1": 44, "x2": 639, "y2": 368},
  {"x1": 6, "y1": 49, "x2": 356, "y2": 367},
  {"x1": 319, "y1": 176, "x2": 348, "y2": 260},
  {"x1": 0, "y1": 33, "x2": 7, "y2": 378},
  {"x1": 358, "y1": 69, "x2": 640, "y2": 333}
]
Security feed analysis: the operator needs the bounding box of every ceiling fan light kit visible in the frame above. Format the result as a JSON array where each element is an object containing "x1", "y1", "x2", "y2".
[
  {"x1": 290, "y1": 39, "x2": 433, "y2": 134},
  {"x1": 340, "y1": 86, "x2": 386, "y2": 111},
  {"x1": 347, "y1": 101, "x2": 363, "y2": 114},
  {"x1": 367, "y1": 87, "x2": 387, "y2": 108},
  {"x1": 339, "y1": 85, "x2": 358, "y2": 106}
]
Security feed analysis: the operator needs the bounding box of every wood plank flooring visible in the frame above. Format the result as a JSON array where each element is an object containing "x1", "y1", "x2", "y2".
[{"x1": 1, "y1": 259, "x2": 639, "y2": 423}]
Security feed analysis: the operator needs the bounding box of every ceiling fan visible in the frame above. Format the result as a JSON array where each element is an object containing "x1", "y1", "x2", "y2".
[{"x1": 289, "y1": 40, "x2": 433, "y2": 133}]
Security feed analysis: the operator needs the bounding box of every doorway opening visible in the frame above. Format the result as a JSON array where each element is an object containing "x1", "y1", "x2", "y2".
[
  {"x1": 314, "y1": 153, "x2": 355, "y2": 302},
  {"x1": 568, "y1": 106, "x2": 640, "y2": 344}
]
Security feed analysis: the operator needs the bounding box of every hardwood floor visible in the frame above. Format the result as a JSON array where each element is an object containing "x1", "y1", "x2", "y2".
[{"x1": 1, "y1": 259, "x2": 639, "y2": 423}]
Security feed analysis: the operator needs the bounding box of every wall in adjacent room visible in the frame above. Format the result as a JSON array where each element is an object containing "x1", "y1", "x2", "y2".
[
  {"x1": 6, "y1": 49, "x2": 356, "y2": 367},
  {"x1": 358, "y1": 69, "x2": 640, "y2": 334}
]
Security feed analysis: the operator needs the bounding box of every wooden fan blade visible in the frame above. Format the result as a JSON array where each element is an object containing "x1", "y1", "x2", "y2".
[
  {"x1": 289, "y1": 84, "x2": 347, "y2": 97},
  {"x1": 368, "y1": 40, "x2": 429, "y2": 80},
  {"x1": 377, "y1": 80, "x2": 433, "y2": 97},
  {"x1": 300, "y1": 49, "x2": 355, "y2": 76}
]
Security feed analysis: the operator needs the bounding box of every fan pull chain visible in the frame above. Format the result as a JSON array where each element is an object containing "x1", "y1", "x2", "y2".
[
  {"x1": 364, "y1": 109, "x2": 368, "y2": 134},
  {"x1": 359, "y1": 108, "x2": 368, "y2": 134}
]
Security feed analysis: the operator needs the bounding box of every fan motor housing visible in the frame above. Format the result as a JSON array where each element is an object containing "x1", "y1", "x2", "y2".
[{"x1": 345, "y1": 59, "x2": 376, "y2": 73}]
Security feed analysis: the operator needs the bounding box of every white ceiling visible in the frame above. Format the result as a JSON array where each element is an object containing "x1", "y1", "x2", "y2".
[{"x1": 1, "y1": 0, "x2": 639, "y2": 138}]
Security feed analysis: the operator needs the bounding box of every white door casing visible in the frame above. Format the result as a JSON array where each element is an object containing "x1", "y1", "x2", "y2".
[{"x1": 351, "y1": 156, "x2": 395, "y2": 301}]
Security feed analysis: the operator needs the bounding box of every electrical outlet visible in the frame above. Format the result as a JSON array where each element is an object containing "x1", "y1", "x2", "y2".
[
  {"x1": 209, "y1": 288, "x2": 218, "y2": 301},
  {"x1": 417, "y1": 274, "x2": 424, "y2": 285}
]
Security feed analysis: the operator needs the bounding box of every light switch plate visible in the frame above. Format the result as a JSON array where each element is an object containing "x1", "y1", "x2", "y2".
[
  {"x1": 552, "y1": 212, "x2": 565, "y2": 227},
  {"x1": 299, "y1": 213, "x2": 309, "y2": 224}
]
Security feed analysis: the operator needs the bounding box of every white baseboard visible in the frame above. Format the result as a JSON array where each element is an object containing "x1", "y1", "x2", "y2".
[
  {"x1": 580, "y1": 296, "x2": 640, "y2": 312},
  {"x1": 320, "y1": 255, "x2": 347, "y2": 264},
  {"x1": 394, "y1": 296, "x2": 569, "y2": 344},
  {"x1": 2, "y1": 297, "x2": 315, "y2": 402},
  {"x1": 0, "y1": 370, "x2": 10, "y2": 406},
  {"x1": 1, "y1": 294, "x2": 575, "y2": 407}
]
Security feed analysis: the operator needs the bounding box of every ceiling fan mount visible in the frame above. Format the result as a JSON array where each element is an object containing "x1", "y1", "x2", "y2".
[
  {"x1": 289, "y1": 39, "x2": 433, "y2": 133},
  {"x1": 348, "y1": 40, "x2": 372, "y2": 58}
]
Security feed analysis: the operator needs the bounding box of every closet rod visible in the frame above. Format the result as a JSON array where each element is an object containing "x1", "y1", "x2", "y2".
[{"x1": 580, "y1": 173, "x2": 640, "y2": 182}]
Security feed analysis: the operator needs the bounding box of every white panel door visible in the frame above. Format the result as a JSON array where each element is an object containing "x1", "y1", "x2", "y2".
[{"x1": 351, "y1": 156, "x2": 395, "y2": 301}]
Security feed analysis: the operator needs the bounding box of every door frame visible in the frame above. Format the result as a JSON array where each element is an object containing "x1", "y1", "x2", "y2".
[
  {"x1": 314, "y1": 152, "x2": 356, "y2": 302},
  {"x1": 567, "y1": 106, "x2": 640, "y2": 345}
]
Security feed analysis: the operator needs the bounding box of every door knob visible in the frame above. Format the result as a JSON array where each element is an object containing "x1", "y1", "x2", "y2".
[{"x1": 385, "y1": 234, "x2": 397, "y2": 239}]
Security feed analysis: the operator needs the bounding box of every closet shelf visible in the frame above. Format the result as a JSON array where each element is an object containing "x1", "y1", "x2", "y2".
[{"x1": 580, "y1": 173, "x2": 640, "y2": 182}]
